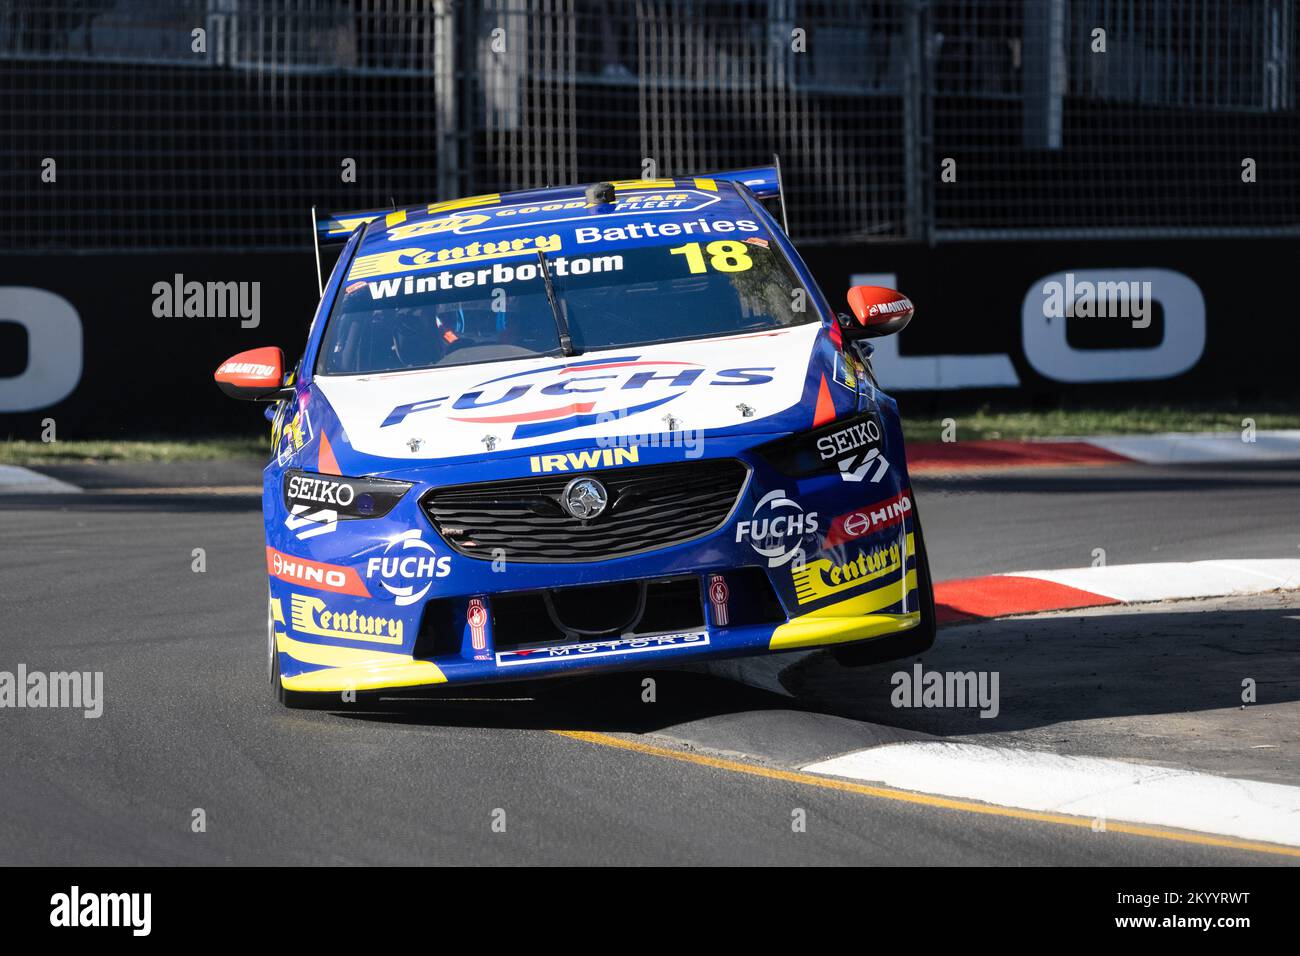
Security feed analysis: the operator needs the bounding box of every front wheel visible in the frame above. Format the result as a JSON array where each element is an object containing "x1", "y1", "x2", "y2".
[
  {"x1": 831, "y1": 511, "x2": 937, "y2": 667},
  {"x1": 269, "y1": 596, "x2": 340, "y2": 710}
]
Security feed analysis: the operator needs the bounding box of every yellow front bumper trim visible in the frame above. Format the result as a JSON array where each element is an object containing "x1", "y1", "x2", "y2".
[
  {"x1": 769, "y1": 568, "x2": 920, "y2": 650},
  {"x1": 276, "y1": 632, "x2": 446, "y2": 692}
]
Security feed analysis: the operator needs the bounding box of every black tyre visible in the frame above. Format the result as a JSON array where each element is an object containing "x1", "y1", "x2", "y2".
[
  {"x1": 269, "y1": 597, "x2": 342, "y2": 710},
  {"x1": 831, "y1": 510, "x2": 937, "y2": 667}
]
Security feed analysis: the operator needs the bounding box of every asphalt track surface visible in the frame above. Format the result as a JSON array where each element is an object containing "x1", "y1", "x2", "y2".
[{"x1": 1, "y1": 459, "x2": 1297, "y2": 865}]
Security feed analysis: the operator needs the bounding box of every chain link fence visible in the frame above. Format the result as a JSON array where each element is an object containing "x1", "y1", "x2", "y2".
[
  {"x1": 932, "y1": 0, "x2": 1300, "y2": 238},
  {"x1": 1, "y1": 0, "x2": 1297, "y2": 251}
]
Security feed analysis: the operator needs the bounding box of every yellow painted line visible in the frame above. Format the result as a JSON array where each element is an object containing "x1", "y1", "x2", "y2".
[{"x1": 552, "y1": 730, "x2": 1300, "y2": 860}]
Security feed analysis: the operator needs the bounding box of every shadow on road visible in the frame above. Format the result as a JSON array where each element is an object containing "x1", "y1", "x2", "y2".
[{"x1": 323, "y1": 597, "x2": 1300, "y2": 780}]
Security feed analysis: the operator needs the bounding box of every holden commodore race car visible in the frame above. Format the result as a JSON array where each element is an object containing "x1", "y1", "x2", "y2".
[{"x1": 214, "y1": 167, "x2": 934, "y2": 707}]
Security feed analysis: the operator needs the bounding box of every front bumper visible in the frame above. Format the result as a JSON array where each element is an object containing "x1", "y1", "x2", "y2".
[{"x1": 266, "y1": 427, "x2": 923, "y2": 694}]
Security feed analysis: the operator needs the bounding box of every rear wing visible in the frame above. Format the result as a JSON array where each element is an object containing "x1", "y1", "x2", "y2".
[
  {"x1": 311, "y1": 203, "x2": 423, "y2": 297},
  {"x1": 703, "y1": 156, "x2": 788, "y2": 232},
  {"x1": 704, "y1": 163, "x2": 781, "y2": 201}
]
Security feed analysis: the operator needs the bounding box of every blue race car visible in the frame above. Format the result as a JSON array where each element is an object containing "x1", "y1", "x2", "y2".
[{"x1": 214, "y1": 168, "x2": 934, "y2": 707}]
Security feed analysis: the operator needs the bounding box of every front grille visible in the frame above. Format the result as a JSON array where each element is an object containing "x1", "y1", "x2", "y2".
[{"x1": 421, "y1": 458, "x2": 749, "y2": 562}]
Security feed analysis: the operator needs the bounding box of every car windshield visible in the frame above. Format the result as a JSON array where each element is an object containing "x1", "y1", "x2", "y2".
[{"x1": 315, "y1": 230, "x2": 814, "y2": 375}]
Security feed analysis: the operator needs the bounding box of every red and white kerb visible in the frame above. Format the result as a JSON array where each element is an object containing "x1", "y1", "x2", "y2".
[{"x1": 708, "y1": 574, "x2": 730, "y2": 626}]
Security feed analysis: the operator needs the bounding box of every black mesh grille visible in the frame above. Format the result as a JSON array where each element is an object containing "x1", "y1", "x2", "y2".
[{"x1": 421, "y1": 459, "x2": 749, "y2": 563}]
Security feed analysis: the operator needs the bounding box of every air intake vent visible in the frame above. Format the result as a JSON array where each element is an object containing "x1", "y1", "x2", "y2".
[{"x1": 421, "y1": 459, "x2": 748, "y2": 563}]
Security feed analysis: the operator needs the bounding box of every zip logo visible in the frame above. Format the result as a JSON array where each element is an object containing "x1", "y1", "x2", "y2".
[
  {"x1": 285, "y1": 504, "x2": 337, "y2": 539},
  {"x1": 839, "y1": 447, "x2": 890, "y2": 483}
]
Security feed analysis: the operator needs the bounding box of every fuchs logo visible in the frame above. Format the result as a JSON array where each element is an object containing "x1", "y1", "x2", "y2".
[
  {"x1": 816, "y1": 417, "x2": 881, "y2": 461},
  {"x1": 735, "y1": 489, "x2": 818, "y2": 567},
  {"x1": 380, "y1": 355, "x2": 774, "y2": 440},
  {"x1": 495, "y1": 631, "x2": 707, "y2": 667},
  {"x1": 824, "y1": 489, "x2": 913, "y2": 547},
  {"x1": 365, "y1": 531, "x2": 451, "y2": 606}
]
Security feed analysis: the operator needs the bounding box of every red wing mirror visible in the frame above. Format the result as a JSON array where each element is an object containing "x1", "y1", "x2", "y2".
[
  {"x1": 214, "y1": 347, "x2": 288, "y2": 401},
  {"x1": 843, "y1": 285, "x2": 915, "y2": 339}
]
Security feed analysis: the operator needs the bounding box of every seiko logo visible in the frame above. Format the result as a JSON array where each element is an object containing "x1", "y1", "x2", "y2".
[
  {"x1": 529, "y1": 446, "x2": 639, "y2": 473},
  {"x1": 816, "y1": 418, "x2": 881, "y2": 461},
  {"x1": 286, "y1": 474, "x2": 356, "y2": 507}
]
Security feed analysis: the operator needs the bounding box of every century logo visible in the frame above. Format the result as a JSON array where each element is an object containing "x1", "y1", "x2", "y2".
[
  {"x1": 791, "y1": 536, "x2": 912, "y2": 606},
  {"x1": 290, "y1": 593, "x2": 403, "y2": 645}
]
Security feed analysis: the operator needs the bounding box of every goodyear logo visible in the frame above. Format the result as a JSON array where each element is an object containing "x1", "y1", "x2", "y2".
[
  {"x1": 529, "y1": 446, "x2": 638, "y2": 473},
  {"x1": 290, "y1": 593, "x2": 403, "y2": 645},
  {"x1": 792, "y1": 537, "x2": 909, "y2": 606},
  {"x1": 349, "y1": 235, "x2": 562, "y2": 280}
]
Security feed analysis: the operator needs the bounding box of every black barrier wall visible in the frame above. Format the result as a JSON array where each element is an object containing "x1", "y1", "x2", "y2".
[{"x1": 0, "y1": 239, "x2": 1295, "y2": 439}]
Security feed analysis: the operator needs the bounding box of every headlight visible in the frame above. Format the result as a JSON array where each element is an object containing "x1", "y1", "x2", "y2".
[
  {"x1": 282, "y1": 469, "x2": 412, "y2": 519},
  {"x1": 755, "y1": 410, "x2": 884, "y2": 477}
]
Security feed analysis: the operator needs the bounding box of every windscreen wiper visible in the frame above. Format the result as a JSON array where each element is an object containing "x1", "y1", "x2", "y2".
[{"x1": 536, "y1": 249, "x2": 576, "y2": 356}]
